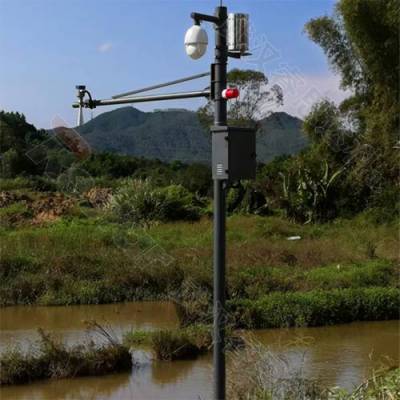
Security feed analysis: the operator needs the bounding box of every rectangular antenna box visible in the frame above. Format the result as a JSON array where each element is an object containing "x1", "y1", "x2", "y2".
[{"x1": 211, "y1": 125, "x2": 256, "y2": 181}]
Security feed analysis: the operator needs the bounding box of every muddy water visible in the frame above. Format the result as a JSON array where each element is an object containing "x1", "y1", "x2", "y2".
[
  {"x1": 0, "y1": 301, "x2": 178, "y2": 353},
  {"x1": 250, "y1": 321, "x2": 400, "y2": 390},
  {"x1": 0, "y1": 302, "x2": 398, "y2": 400}
]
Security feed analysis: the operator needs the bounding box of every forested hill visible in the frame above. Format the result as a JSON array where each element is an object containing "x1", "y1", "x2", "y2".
[{"x1": 75, "y1": 107, "x2": 307, "y2": 163}]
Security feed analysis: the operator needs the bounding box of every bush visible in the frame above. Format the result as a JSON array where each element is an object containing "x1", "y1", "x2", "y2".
[
  {"x1": 108, "y1": 179, "x2": 201, "y2": 225},
  {"x1": 226, "y1": 181, "x2": 268, "y2": 215},
  {"x1": 158, "y1": 184, "x2": 202, "y2": 221}
]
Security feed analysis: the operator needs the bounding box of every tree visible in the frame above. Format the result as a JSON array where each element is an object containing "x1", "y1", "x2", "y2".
[
  {"x1": 197, "y1": 69, "x2": 283, "y2": 130},
  {"x1": 302, "y1": 99, "x2": 357, "y2": 166},
  {"x1": 0, "y1": 111, "x2": 48, "y2": 177},
  {"x1": 303, "y1": 0, "x2": 399, "y2": 215}
]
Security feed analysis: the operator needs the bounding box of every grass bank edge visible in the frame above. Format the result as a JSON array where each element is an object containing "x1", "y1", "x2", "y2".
[
  {"x1": 227, "y1": 287, "x2": 400, "y2": 329},
  {"x1": 0, "y1": 329, "x2": 131, "y2": 386}
]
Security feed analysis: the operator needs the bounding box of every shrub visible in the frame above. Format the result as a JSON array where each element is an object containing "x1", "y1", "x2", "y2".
[
  {"x1": 108, "y1": 178, "x2": 164, "y2": 224},
  {"x1": 227, "y1": 182, "x2": 268, "y2": 215},
  {"x1": 158, "y1": 184, "x2": 202, "y2": 221},
  {"x1": 108, "y1": 179, "x2": 201, "y2": 225}
]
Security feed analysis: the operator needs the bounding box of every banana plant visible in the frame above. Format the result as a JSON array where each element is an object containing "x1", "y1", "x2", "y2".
[{"x1": 280, "y1": 161, "x2": 343, "y2": 223}]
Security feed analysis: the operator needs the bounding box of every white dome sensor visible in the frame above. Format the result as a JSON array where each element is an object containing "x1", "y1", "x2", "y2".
[{"x1": 184, "y1": 25, "x2": 208, "y2": 60}]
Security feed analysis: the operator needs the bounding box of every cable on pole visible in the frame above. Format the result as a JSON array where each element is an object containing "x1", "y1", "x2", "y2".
[{"x1": 112, "y1": 72, "x2": 210, "y2": 99}]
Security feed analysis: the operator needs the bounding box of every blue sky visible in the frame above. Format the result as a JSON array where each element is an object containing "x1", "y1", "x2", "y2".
[{"x1": 0, "y1": 0, "x2": 348, "y2": 129}]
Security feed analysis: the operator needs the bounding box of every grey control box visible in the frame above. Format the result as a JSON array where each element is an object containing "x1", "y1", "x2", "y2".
[{"x1": 211, "y1": 125, "x2": 256, "y2": 181}]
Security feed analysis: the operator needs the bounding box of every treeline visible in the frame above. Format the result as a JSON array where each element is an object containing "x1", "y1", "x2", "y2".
[{"x1": 0, "y1": 106, "x2": 397, "y2": 224}]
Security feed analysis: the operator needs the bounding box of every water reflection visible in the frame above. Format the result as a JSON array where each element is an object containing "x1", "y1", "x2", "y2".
[
  {"x1": 0, "y1": 360, "x2": 214, "y2": 400},
  {"x1": 0, "y1": 373, "x2": 131, "y2": 400}
]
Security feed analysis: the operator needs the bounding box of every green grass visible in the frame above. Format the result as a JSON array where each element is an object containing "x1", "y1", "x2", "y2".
[
  {"x1": 347, "y1": 367, "x2": 400, "y2": 399},
  {"x1": 228, "y1": 287, "x2": 400, "y2": 329},
  {"x1": 124, "y1": 324, "x2": 212, "y2": 360},
  {"x1": 123, "y1": 324, "x2": 244, "y2": 360},
  {"x1": 0, "y1": 329, "x2": 132, "y2": 385},
  {"x1": 229, "y1": 260, "x2": 399, "y2": 299},
  {"x1": 0, "y1": 177, "x2": 33, "y2": 191},
  {"x1": 0, "y1": 214, "x2": 398, "y2": 308},
  {"x1": 0, "y1": 219, "x2": 185, "y2": 305}
]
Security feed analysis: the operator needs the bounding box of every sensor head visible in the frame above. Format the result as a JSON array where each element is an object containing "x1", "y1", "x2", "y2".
[{"x1": 184, "y1": 25, "x2": 208, "y2": 60}]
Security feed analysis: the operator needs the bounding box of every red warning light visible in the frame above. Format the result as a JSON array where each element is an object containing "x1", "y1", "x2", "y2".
[{"x1": 222, "y1": 87, "x2": 239, "y2": 99}]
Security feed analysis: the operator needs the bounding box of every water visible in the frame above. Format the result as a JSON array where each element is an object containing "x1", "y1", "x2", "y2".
[
  {"x1": 0, "y1": 301, "x2": 178, "y2": 353},
  {"x1": 0, "y1": 302, "x2": 398, "y2": 400}
]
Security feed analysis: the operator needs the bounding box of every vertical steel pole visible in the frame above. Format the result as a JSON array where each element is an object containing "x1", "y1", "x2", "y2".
[
  {"x1": 76, "y1": 86, "x2": 86, "y2": 127},
  {"x1": 213, "y1": 6, "x2": 227, "y2": 400}
]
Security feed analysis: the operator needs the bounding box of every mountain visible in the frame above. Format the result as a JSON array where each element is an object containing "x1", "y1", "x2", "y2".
[
  {"x1": 257, "y1": 112, "x2": 308, "y2": 162},
  {"x1": 76, "y1": 107, "x2": 308, "y2": 164}
]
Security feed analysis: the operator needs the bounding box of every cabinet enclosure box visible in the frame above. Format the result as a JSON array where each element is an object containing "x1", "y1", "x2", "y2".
[{"x1": 211, "y1": 125, "x2": 256, "y2": 181}]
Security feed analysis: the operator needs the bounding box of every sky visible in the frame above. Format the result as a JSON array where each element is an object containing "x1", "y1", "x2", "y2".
[{"x1": 0, "y1": 0, "x2": 349, "y2": 129}]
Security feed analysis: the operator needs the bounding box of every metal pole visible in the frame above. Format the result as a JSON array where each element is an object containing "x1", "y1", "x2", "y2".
[
  {"x1": 72, "y1": 90, "x2": 210, "y2": 109},
  {"x1": 76, "y1": 86, "x2": 86, "y2": 126},
  {"x1": 112, "y1": 72, "x2": 210, "y2": 99},
  {"x1": 77, "y1": 105, "x2": 84, "y2": 127},
  {"x1": 213, "y1": 6, "x2": 227, "y2": 400}
]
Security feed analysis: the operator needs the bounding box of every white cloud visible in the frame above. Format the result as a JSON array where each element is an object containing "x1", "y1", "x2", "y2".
[
  {"x1": 97, "y1": 41, "x2": 113, "y2": 53},
  {"x1": 268, "y1": 73, "x2": 351, "y2": 118}
]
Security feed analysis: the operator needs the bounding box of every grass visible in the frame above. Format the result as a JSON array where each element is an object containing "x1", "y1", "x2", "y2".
[
  {"x1": 228, "y1": 260, "x2": 398, "y2": 300},
  {"x1": 343, "y1": 367, "x2": 400, "y2": 399},
  {"x1": 228, "y1": 287, "x2": 400, "y2": 329},
  {"x1": 0, "y1": 329, "x2": 132, "y2": 385},
  {"x1": 123, "y1": 324, "x2": 244, "y2": 360},
  {"x1": 151, "y1": 328, "x2": 209, "y2": 361},
  {"x1": 0, "y1": 213, "x2": 398, "y2": 307},
  {"x1": 227, "y1": 338, "x2": 400, "y2": 400},
  {"x1": 227, "y1": 338, "x2": 324, "y2": 400},
  {"x1": 0, "y1": 177, "x2": 33, "y2": 191},
  {"x1": 124, "y1": 325, "x2": 212, "y2": 360},
  {"x1": 0, "y1": 219, "x2": 185, "y2": 305}
]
